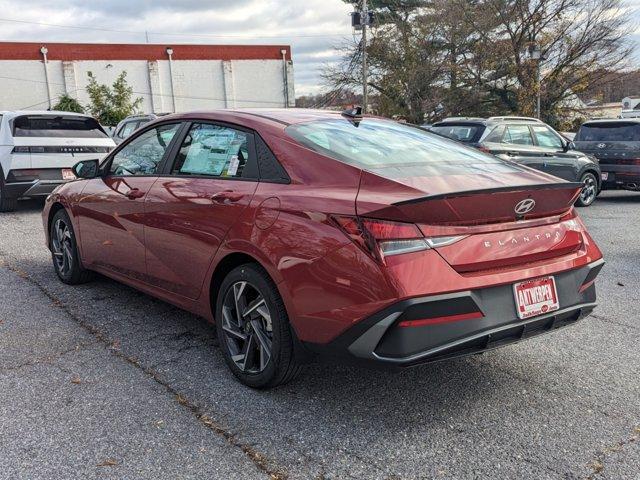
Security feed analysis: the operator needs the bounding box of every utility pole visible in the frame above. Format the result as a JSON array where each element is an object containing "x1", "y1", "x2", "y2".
[
  {"x1": 529, "y1": 43, "x2": 542, "y2": 119},
  {"x1": 361, "y1": 0, "x2": 368, "y2": 114}
]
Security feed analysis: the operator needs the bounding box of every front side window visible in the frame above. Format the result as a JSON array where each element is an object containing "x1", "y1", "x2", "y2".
[
  {"x1": 504, "y1": 125, "x2": 534, "y2": 145},
  {"x1": 286, "y1": 118, "x2": 521, "y2": 177},
  {"x1": 172, "y1": 123, "x2": 250, "y2": 178},
  {"x1": 532, "y1": 126, "x2": 563, "y2": 149},
  {"x1": 109, "y1": 123, "x2": 180, "y2": 176}
]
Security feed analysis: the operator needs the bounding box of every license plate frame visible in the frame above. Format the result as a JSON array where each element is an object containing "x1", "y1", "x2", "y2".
[{"x1": 513, "y1": 276, "x2": 559, "y2": 320}]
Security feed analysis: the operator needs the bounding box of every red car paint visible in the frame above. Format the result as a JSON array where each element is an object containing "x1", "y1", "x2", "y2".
[{"x1": 42, "y1": 109, "x2": 603, "y2": 353}]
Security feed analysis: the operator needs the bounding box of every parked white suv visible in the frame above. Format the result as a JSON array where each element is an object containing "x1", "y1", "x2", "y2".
[{"x1": 0, "y1": 111, "x2": 115, "y2": 212}]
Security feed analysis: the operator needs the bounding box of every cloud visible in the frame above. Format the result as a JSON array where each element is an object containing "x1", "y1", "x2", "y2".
[{"x1": 0, "y1": 0, "x2": 355, "y2": 95}]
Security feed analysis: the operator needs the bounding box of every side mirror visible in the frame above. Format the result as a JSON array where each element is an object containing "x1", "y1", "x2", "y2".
[
  {"x1": 72, "y1": 159, "x2": 99, "y2": 179},
  {"x1": 564, "y1": 141, "x2": 576, "y2": 152}
]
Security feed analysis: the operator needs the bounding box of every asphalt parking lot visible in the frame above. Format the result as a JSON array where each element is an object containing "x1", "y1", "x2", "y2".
[{"x1": 0, "y1": 191, "x2": 638, "y2": 480}]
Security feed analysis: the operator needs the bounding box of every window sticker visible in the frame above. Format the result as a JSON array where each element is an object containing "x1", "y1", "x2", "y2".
[{"x1": 227, "y1": 155, "x2": 240, "y2": 176}]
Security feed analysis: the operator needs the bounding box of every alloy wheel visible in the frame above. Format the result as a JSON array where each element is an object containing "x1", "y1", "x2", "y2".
[
  {"x1": 51, "y1": 218, "x2": 73, "y2": 276},
  {"x1": 221, "y1": 281, "x2": 273, "y2": 373},
  {"x1": 580, "y1": 174, "x2": 597, "y2": 205}
]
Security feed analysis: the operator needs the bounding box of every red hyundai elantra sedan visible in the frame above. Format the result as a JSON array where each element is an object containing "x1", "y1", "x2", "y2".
[{"x1": 42, "y1": 109, "x2": 604, "y2": 388}]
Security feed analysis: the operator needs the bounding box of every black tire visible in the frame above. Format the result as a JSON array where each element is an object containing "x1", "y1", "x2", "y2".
[
  {"x1": 0, "y1": 181, "x2": 17, "y2": 212},
  {"x1": 575, "y1": 172, "x2": 598, "y2": 207},
  {"x1": 49, "y1": 209, "x2": 93, "y2": 284},
  {"x1": 215, "y1": 264, "x2": 301, "y2": 389}
]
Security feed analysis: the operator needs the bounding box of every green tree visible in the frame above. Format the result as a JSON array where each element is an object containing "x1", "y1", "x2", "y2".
[
  {"x1": 52, "y1": 94, "x2": 85, "y2": 113},
  {"x1": 85, "y1": 71, "x2": 143, "y2": 126}
]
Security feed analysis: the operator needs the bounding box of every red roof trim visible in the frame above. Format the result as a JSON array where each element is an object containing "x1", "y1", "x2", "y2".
[{"x1": 0, "y1": 42, "x2": 292, "y2": 61}]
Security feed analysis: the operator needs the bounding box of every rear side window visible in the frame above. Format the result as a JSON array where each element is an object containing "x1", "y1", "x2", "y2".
[
  {"x1": 117, "y1": 121, "x2": 139, "y2": 139},
  {"x1": 13, "y1": 115, "x2": 108, "y2": 138},
  {"x1": 429, "y1": 124, "x2": 483, "y2": 142},
  {"x1": 504, "y1": 125, "x2": 534, "y2": 145},
  {"x1": 576, "y1": 122, "x2": 640, "y2": 141},
  {"x1": 286, "y1": 119, "x2": 514, "y2": 175},
  {"x1": 483, "y1": 125, "x2": 505, "y2": 142},
  {"x1": 172, "y1": 123, "x2": 252, "y2": 178}
]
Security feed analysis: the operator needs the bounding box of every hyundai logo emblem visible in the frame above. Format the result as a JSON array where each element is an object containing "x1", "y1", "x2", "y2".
[
  {"x1": 597, "y1": 143, "x2": 607, "y2": 149},
  {"x1": 515, "y1": 199, "x2": 536, "y2": 215}
]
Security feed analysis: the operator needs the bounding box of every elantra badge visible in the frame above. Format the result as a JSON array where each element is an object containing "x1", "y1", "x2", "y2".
[{"x1": 515, "y1": 199, "x2": 536, "y2": 215}]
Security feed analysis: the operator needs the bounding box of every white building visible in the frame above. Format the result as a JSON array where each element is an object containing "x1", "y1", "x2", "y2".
[{"x1": 0, "y1": 42, "x2": 295, "y2": 114}]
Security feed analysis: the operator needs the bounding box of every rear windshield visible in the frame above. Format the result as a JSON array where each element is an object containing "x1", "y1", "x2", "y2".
[
  {"x1": 286, "y1": 118, "x2": 517, "y2": 176},
  {"x1": 12, "y1": 115, "x2": 108, "y2": 138},
  {"x1": 576, "y1": 122, "x2": 640, "y2": 141},
  {"x1": 429, "y1": 124, "x2": 483, "y2": 142}
]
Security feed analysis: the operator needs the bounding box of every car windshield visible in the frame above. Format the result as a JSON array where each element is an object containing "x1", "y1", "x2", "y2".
[
  {"x1": 576, "y1": 122, "x2": 640, "y2": 142},
  {"x1": 286, "y1": 119, "x2": 516, "y2": 176},
  {"x1": 429, "y1": 124, "x2": 482, "y2": 142},
  {"x1": 12, "y1": 115, "x2": 108, "y2": 138}
]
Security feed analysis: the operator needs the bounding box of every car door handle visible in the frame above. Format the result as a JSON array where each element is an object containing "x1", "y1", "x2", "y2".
[
  {"x1": 506, "y1": 151, "x2": 518, "y2": 156},
  {"x1": 211, "y1": 190, "x2": 244, "y2": 204},
  {"x1": 125, "y1": 188, "x2": 145, "y2": 200}
]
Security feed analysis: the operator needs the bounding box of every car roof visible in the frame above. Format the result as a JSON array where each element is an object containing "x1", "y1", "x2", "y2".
[
  {"x1": 434, "y1": 116, "x2": 544, "y2": 126},
  {"x1": 158, "y1": 108, "x2": 360, "y2": 130},
  {"x1": 582, "y1": 118, "x2": 640, "y2": 125}
]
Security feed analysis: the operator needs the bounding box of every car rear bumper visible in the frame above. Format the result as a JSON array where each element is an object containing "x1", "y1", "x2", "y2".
[
  {"x1": 3, "y1": 169, "x2": 69, "y2": 199},
  {"x1": 599, "y1": 164, "x2": 640, "y2": 189},
  {"x1": 4, "y1": 179, "x2": 67, "y2": 198},
  {"x1": 306, "y1": 259, "x2": 604, "y2": 367}
]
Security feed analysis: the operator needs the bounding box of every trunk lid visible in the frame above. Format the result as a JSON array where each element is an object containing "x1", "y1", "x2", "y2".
[
  {"x1": 356, "y1": 169, "x2": 584, "y2": 273},
  {"x1": 356, "y1": 169, "x2": 581, "y2": 227},
  {"x1": 574, "y1": 140, "x2": 640, "y2": 164}
]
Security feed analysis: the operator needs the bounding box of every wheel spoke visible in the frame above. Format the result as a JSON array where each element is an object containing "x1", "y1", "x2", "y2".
[
  {"x1": 256, "y1": 304, "x2": 272, "y2": 330},
  {"x1": 222, "y1": 280, "x2": 274, "y2": 374},
  {"x1": 222, "y1": 307, "x2": 247, "y2": 341},
  {"x1": 233, "y1": 282, "x2": 247, "y2": 326},
  {"x1": 242, "y1": 296, "x2": 266, "y2": 318},
  {"x1": 250, "y1": 319, "x2": 272, "y2": 369}
]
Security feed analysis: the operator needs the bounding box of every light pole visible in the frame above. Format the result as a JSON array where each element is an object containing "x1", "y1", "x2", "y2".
[{"x1": 361, "y1": 0, "x2": 368, "y2": 114}]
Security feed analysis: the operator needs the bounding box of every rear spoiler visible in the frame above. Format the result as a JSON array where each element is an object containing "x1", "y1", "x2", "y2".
[{"x1": 393, "y1": 182, "x2": 583, "y2": 206}]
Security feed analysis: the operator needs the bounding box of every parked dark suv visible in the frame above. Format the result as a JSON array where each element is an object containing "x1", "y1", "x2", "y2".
[
  {"x1": 430, "y1": 116, "x2": 601, "y2": 206},
  {"x1": 574, "y1": 118, "x2": 640, "y2": 192}
]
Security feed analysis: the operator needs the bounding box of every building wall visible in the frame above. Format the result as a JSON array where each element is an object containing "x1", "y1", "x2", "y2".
[{"x1": 0, "y1": 56, "x2": 295, "y2": 117}]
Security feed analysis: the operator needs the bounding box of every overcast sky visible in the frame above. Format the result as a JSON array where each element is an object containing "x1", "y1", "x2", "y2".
[{"x1": 0, "y1": 0, "x2": 638, "y2": 97}]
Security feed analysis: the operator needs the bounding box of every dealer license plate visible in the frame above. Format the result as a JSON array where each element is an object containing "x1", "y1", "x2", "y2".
[
  {"x1": 61, "y1": 168, "x2": 75, "y2": 180},
  {"x1": 513, "y1": 276, "x2": 559, "y2": 320}
]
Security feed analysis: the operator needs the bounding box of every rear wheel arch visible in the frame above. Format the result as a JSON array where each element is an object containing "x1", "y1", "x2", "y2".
[
  {"x1": 47, "y1": 202, "x2": 67, "y2": 247},
  {"x1": 209, "y1": 252, "x2": 272, "y2": 319},
  {"x1": 208, "y1": 251, "x2": 304, "y2": 345}
]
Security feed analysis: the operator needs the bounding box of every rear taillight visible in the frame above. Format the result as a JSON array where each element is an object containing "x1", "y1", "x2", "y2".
[{"x1": 332, "y1": 215, "x2": 465, "y2": 263}]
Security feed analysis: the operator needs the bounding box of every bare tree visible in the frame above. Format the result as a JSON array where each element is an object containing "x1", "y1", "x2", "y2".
[{"x1": 325, "y1": 0, "x2": 633, "y2": 125}]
